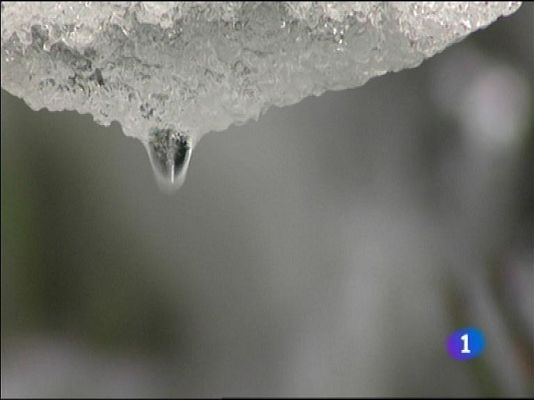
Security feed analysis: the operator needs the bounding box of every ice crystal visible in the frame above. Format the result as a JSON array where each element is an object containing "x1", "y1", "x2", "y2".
[{"x1": 0, "y1": 2, "x2": 521, "y2": 188}]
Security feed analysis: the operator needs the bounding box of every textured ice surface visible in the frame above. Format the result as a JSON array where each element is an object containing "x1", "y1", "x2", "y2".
[{"x1": 0, "y1": 2, "x2": 521, "y2": 188}]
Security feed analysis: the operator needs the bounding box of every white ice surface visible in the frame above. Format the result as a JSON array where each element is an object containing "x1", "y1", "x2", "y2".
[{"x1": 0, "y1": 2, "x2": 521, "y2": 187}]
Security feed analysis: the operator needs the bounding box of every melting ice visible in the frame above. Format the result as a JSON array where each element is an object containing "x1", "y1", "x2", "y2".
[{"x1": 0, "y1": 2, "x2": 522, "y2": 190}]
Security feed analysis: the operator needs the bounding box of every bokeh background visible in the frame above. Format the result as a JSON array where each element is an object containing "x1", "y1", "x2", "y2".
[{"x1": 1, "y1": 3, "x2": 533, "y2": 398}]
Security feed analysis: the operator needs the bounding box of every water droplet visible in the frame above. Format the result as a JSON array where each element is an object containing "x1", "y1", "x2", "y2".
[{"x1": 146, "y1": 128, "x2": 193, "y2": 192}]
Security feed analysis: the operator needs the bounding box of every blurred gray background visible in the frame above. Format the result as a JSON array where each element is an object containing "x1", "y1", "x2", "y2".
[{"x1": 1, "y1": 3, "x2": 533, "y2": 398}]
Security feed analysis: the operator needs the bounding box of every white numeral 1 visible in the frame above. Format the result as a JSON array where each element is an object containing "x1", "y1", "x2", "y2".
[{"x1": 460, "y1": 334, "x2": 471, "y2": 354}]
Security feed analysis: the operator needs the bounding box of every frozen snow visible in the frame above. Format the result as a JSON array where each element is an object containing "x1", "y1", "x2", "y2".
[{"x1": 0, "y1": 2, "x2": 522, "y2": 187}]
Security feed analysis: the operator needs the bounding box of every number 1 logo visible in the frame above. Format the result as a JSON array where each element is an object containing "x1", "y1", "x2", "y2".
[{"x1": 447, "y1": 328, "x2": 485, "y2": 360}]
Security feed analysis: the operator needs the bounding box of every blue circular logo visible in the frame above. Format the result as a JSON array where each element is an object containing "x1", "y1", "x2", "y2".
[{"x1": 446, "y1": 327, "x2": 485, "y2": 360}]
